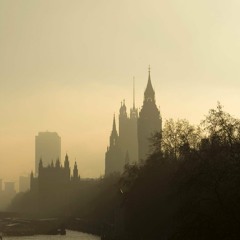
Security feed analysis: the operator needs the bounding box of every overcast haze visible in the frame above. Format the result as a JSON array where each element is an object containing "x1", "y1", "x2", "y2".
[{"x1": 1, "y1": 0, "x2": 240, "y2": 182}]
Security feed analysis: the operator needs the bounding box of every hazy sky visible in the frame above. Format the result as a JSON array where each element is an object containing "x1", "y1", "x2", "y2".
[{"x1": 1, "y1": 0, "x2": 240, "y2": 183}]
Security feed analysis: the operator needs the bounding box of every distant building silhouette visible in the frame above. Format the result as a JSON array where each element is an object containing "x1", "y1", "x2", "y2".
[
  {"x1": 4, "y1": 182, "x2": 15, "y2": 194},
  {"x1": 119, "y1": 92, "x2": 138, "y2": 164},
  {"x1": 19, "y1": 176, "x2": 30, "y2": 193},
  {"x1": 105, "y1": 115, "x2": 124, "y2": 175},
  {"x1": 30, "y1": 154, "x2": 80, "y2": 215},
  {"x1": 4, "y1": 182, "x2": 16, "y2": 202},
  {"x1": 105, "y1": 68, "x2": 162, "y2": 175},
  {"x1": 35, "y1": 132, "x2": 61, "y2": 175},
  {"x1": 0, "y1": 181, "x2": 16, "y2": 210},
  {"x1": 138, "y1": 67, "x2": 162, "y2": 161}
]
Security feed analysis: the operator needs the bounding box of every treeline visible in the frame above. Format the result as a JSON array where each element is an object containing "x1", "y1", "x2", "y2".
[
  {"x1": 118, "y1": 103, "x2": 240, "y2": 239},
  {"x1": 9, "y1": 103, "x2": 240, "y2": 239}
]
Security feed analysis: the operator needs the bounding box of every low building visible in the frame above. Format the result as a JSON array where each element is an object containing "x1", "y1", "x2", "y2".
[{"x1": 30, "y1": 154, "x2": 80, "y2": 216}]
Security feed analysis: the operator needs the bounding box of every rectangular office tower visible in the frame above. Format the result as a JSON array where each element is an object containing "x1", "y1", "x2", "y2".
[{"x1": 35, "y1": 132, "x2": 61, "y2": 175}]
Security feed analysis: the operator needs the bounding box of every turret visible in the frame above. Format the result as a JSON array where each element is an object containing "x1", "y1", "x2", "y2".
[
  {"x1": 73, "y1": 161, "x2": 79, "y2": 179},
  {"x1": 110, "y1": 114, "x2": 119, "y2": 147},
  {"x1": 119, "y1": 99, "x2": 129, "y2": 144},
  {"x1": 64, "y1": 154, "x2": 70, "y2": 169},
  {"x1": 64, "y1": 153, "x2": 70, "y2": 180},
  {"x1": 119, "y1": 100, "x2": 127, "y2": 119},
  {"x1": 105, "y1": 114, "x2": 124, "y2": 176}
]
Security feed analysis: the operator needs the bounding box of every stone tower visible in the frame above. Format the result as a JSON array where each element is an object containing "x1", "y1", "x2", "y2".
[
  {"x1": 105, "y1": 115, "x2": 124, "y2": 175},
  {"x1": 118, "y1": 100, "x2": 129, "y2": 159},
  {"x1": 138, "y1": 67, "x2": 162, "y2": 162},
  {"x1": 105, "y1": 68, "x2": 162, "y2": 175}
]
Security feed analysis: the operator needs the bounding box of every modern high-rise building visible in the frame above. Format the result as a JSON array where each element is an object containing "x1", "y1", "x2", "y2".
[
  {"x1": 35, "y1": 132, "x2": 61, "y2": 175},
  {"x1": 105, "y1": 68, "x2": 162, "y2": 175}
]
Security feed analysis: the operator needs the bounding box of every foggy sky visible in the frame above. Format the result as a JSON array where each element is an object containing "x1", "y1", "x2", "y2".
[{"x1": 1, "y1": 0, "x2": 240, "y2": 182}]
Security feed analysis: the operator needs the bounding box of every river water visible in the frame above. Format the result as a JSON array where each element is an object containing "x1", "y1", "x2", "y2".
[{"x1": 3, "y1": 230, "x2": 100, "y2": 240}]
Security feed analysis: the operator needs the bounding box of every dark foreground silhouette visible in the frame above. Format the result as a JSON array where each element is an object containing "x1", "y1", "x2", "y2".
[{"x1": 6, "y1": 103, "x2": 240, "y2": 240}]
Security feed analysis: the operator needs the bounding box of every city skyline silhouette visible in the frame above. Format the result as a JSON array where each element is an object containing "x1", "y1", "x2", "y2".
[
  {"x1": 1, "y1": 0, "x2": 240, "y2": 183},
  {"x1": 1, "y1": 1, "x2": 240, "y2": 239}
]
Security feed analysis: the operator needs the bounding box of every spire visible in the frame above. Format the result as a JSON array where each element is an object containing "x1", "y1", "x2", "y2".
[
  {"x1": 144, "y1": 65, "x2": 155, "y2": 102},
  {"x1": 148, "y1": 65, "x2": 151, "y2": 80},
  {"x1": 130, "y1": 77, "x2": 138, "y2": 119},
  {"x1": 112, "y1": 114, "x2": 117, "y2": 133},
  {"x1": 133, "y1": 77, "x2": 135, "y2": 109},
  {"x1": 110, "y1": 114, "x2": 118, "y2": 146}
]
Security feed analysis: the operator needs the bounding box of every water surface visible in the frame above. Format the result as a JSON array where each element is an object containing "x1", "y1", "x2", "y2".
[{"x1": 4, "y1": 230, "x2": 100, "y2": 240}]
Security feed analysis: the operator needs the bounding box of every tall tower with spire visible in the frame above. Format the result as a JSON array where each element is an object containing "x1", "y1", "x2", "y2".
[
  {"x1": 138, "y1": 67, "x2": 162, "y2": 161},
  {"x1": 128, "y1": 78, "x2": 138, "y2": 162},
  {"x1": 105, "y1": 115, "x2": 124, "y2": 175},
  {"x1": 105, "y1": 67, "x2": 162, "y2": 175},
  {"x1": 118, "y1": 78, "x2": 139, "y2": 165}
]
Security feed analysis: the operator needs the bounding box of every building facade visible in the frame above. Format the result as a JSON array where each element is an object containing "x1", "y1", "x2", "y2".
[
  {"x1": 30, "y1": 154, "x2": 80, "y2": 216},
  {"x1": 35, "y1": 132, "x2": 61, "y2": 175},
  {"x1": 105, "y1": 68, "x2": 162, "y2": 175}
]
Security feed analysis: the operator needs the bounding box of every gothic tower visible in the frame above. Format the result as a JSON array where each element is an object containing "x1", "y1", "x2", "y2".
[
  {"x1": 128, "y1": 78, "x2": 138, "y2": 163},
  {"x1": 105, "y1": 115, "x2": 124, "y2": 175},
  {"x1": 119, "y1": 100, "x2": 129, "y2": 157},
  {"x1": 118, "y1": 79, "x2": 139, "y2": 164},
  {"x1": 138, "y1": 67, "x2": 162, "y2": 162},
  {"x1": 71, "y1": 161, "x2": 80, "y2": 184},
  {"x1": 105, "y1": 68, "x2": 162, "y2": 175}
]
